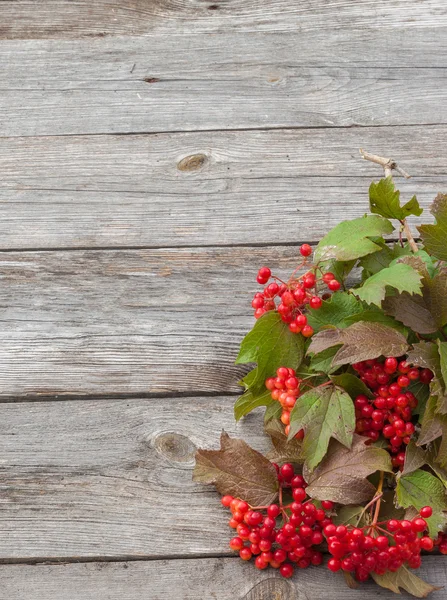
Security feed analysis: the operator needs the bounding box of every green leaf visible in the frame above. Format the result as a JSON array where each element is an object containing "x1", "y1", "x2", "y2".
[
  {"x1": 439, "y1": 340, "x2": 447, "y2": 390},
  {"x1": 235, "y1": 311, "x2": 305, "y2": 390},
  {"x1": 234, "y1": 386, "x2": 273, "y2": 421},
  {"x1": 372, "y1": 566, "x2": 441, "y2": 598},
  {"x1": 309, "y1": 346, "x2": 340, "y2": 375},
  {"x1": 359, "y1": 242, "x2": 411, "y2": 276},
  {"x1": 193, "y1": 432, "x2": 279, "y2": 506},
  {"x1": 306, "y1": 292, "x2": 363, "y2": 331},
  {"x1": 308, "y1": 321, "x2": 409, "y2": 367},
  {"x1": 315, "y1": 214, "x2": 394, "y2": 262},
  {"x1": 396, "y1": 469, "x2": 447, "y2": 537},
  {"x1": 304, "y1": 435, "x2": 392, "y2": 504},
  {"x1": 369, "y1": 177, "x2": 423, "y2": 220},
  {"x1": 331, "y1": 372, "x2": 374, "y2": 399},
  {"x1": 418, "y1": 193, "x2": 447, "y2": 261},
  {"x1": 332, "y1": 505, "x2": 365, "y2": 527},
  {"x1": 352, "y1": 263, "x2": 423, "y2": 307},
  {"x1": 288, "y1": 384, "x2": 355, "y2": 471}
]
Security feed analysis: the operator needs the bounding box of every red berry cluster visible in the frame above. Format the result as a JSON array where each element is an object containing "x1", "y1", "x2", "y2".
[
  {"x1": 435, "y1": 532, "x2": 447, "y2": 554},
  {"x1": 324, "y1": 507, "x2": 434, "y2": 581},
  {"x1": 265, "y1": 367, "x2": 304, "y2": 439},
  {"x1": 353, "y1": 358, "x2": 434, "y2": 467},
  {"x1": 252, "y1": 245, "x2": 341, "y2": 337},
  {"x1": 222, "y1": 464, "x2": 334, "y2": 578}
]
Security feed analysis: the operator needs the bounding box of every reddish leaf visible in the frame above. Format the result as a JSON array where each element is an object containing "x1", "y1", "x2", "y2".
[
  {"x1": 308, "y1": 321, "x2": 409, "y2": 367},
  {"x1": 193, "y1": 432, "x2": 279, "y2": 506},
  {"x1": 304, "y1": 435, "x2": 392, "y2": 504}
]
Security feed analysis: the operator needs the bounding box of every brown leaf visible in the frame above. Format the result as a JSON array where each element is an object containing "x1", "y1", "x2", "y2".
[
  {"x1": 304, "y1": 435, "x2": 392, "y2": 504},
  {"x1": 264, "y1": 410, "x2": 303, "y2": 464},
  {"x1": 193, "y1": 432, "x2": 279, "y2": 506},
  {"x1": 383, "y1": 293, "x2": 437, "y2": 334},
  {"x1": 383, "y1": 270, "x2": 447, "y2": 334},
  {"x1": 372, "y1": 566, "x2": 441, "y2": 598},
  {"x1": 402, "y1": 439, "x2": 427, "y2": 475},
  {"x1": 308, "y1": 321, "x2": 409, "y2": 367},
  {"x1": 417, "y1": 396, "x2": 443, "y2": 446}
]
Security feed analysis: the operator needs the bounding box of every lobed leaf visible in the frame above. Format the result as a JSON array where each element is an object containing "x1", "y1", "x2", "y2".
[
  {"x1": 304, "y1": 435, "x2": 392, "y2": 504},
  {"x1": 306, "y1": 292, "x2": 363, "y2": 331},
  {"x1": 193, "y1": 432, "x2": 279, "y2": 506},
  {"x1": 353, "y1": 263, "x2": 423, "y2": 307},
  {"x1": 396, "y1": 469, "x2": 447, "y2": 537},
  {"x1": 308, "y1": 321, "x2": 409, "y2": 367},
  {"x1": 315, "y1": 214, "x2": 394, "y2": 262},
  {"x1": 288, "y1": 384, "x2": 355, "y2": 471},
  {"x1": 369, "y1": 177, "x2": 423, "y2": 221},
  {"x1": 418, "y1": 193, "x2": 447, "y2": 261}
]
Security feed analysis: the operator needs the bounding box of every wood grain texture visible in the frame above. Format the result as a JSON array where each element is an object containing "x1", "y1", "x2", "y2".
[
  {"x1": 2, "y1": 557, "x2": 447, "y2": 599},
  {"x1": 0, "y1": 396, "x2": 272, "y2": 558},
  {"x1": 1, "y1": 32, "x2": 447, "y2": 136},
  {"x1": 1, "y1": 1, "x2": 446, "y2": 38},
  {"x1": 0, "y1": 246, "x2": 317, "y2": 397},
  {"x1": 1, "y1": 126, "x2": 445, "y2": 249}
]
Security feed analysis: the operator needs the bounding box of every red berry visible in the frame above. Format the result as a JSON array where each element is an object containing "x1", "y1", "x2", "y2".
[
  {"x1": 280, "y1": 563, "x2": 294, "y2": 578},
  {"x1": 322, "y1": 272, "x2": 335, "y2": 283},
  {"x1": 301, "y1": 325, "x2": 314, "y2": 338},
  {"x1": 221, "y1": 495, "x2": 234, "y2": 507},
  {"x1": 280, "y1": 463, "x2": 295, "y2": 481},
  {"x1": 420, "y1": 506, "x2": 433, "y2": 518},
  {"x1": 420, "y1": 536, "x2": 434, "y2": 551},
  {"x1": 257, "y1": 267, "x2": 271, "y2": 280},
  {"x1": 420, "y1": 368, "x2": 434, "y2": 384},
  {"x1": 300, "y1": 244, "x2": 312, "y2": 257},
  {"x1": 309, "y1": 296, "x2": 322, "y2": 309},
  {"x1": 384, "y1": 357, "x2": 398, "y2": 373},
  {"x1": 327, "y1": 558, "x2": 341, "y2": 572},
  {"x1": 295, "y1": 314, "x2": 307, "y2": 327},
  {"x1": 327, "y1": 279, "x2": 341, "y2": 291},
  {"x1": 229, "y1": 537, "x2": 244, "y2": 550},
  {"x1": 239, "y1": 547, "x2": 252, "y2": 561},
  {"x1": 321, "y1": 500, "x2": 334, "y2": 510},
  {"x1": 412, "y1": 518, "x2": 427, "y2": 533}
]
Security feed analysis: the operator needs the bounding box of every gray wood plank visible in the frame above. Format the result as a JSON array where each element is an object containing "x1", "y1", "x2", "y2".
[
  {"x1": 1, "y1": 126, "x2": 445, "y2": 249},
  {"x1": 1, "y1": 33, "x2": 446, "y2": 136},
  {"x1": 0, "y1": 246, "x2": 316, "y2": 397},
  {"x1": 1, "y1": 1, "x2": 445, "y2": 38},
  {"x1": 0, "y1": 396, "x2": 271, "y2": 558},
  {"x1": 2, "y1": 557, "x2": 447, "y2": 599}
]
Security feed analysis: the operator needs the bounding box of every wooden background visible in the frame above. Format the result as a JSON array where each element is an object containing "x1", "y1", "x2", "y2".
[{"x1": 1, "y1": 1, "x2": 447, "y2": 597}]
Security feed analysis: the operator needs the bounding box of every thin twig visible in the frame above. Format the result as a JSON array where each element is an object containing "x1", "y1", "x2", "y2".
[
  {"x1": 359, "y1": 149, "x2": 418, "y2": 252},
  {"x1": 359, "y1": 149, "x2": 411, "y2": 179}
]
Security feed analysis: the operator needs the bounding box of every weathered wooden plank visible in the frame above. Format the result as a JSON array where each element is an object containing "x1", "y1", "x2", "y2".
[
  {"x1": 0, "y1": 396, "x2": 271, "y2": 558},
  {"x1": 1, "y1": 1, "x2": 445, "y2": 38},
  {"x1": 2, "y1": 69, "x2": 445, "y2": 137},
  {"x1": 0, "y1": 33, "x2": 446, "y2": 135},
  {"x1": 1, "y1": 126, "x2": 445, "y2": 249},
  {"x1": 1, "y1": 557, "x2": 447, "y2": 600},
  {"x1": 0, "y1": 246, "x2": 320, "y2": 397}
]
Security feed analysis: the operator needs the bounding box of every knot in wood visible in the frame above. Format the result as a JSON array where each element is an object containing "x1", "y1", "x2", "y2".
[
  {"x1": 244, "y1": 578, "x2": 301, "y2": 600},
  {"x1": 153, "y1": 431, "x2": 197, "y2": 466},
  {"x1": 177, "y1": 153, "x2": 207, "y2": 172}
]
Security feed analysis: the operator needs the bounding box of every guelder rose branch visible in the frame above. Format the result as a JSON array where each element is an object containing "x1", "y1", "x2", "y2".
[{"x1": 194, "y1": 151, "x2": 447, "y2": 597}]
